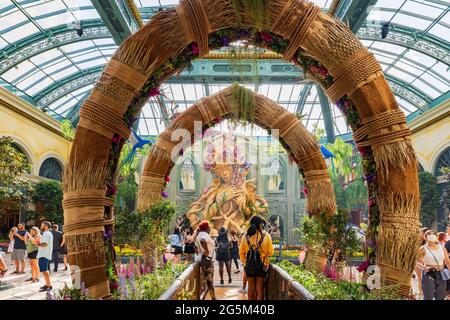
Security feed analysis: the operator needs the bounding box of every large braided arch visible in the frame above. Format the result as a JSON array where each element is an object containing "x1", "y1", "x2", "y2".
[
  {"x1": 64, "y1": 0, "x2": 420, "y2": 298},
  {"x1": 137, "y1": 85, "x2": 336, "y2": 216}
]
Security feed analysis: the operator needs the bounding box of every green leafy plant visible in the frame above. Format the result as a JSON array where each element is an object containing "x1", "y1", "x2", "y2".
[
  {"x1": 116, "y1": 262, "x2": 186, "y2": 300},
  {"x1": 297, "y1": 214, "x2": 328, "y2": 255},
  {"x1": 0, "y1": 137, "x2": 33, "y2": 218},
  {"x1": 60, "y1": 119, "x2": 75, "y2": 140},
  {"x1": 278, "y1": 260, "x2": 402, "y2": 300},
  {"x1": 27, "y1": 180, "x2": 63, "y2": 224},
  {"x1": 418, "y1": 171, "x2": 439, "y2": 228},
  {"x1": 137, "y1": 201, "x2": 176, "y2": 268},
  {"x1": 46, "y1": 283, "x2": 90, "y2": 300},
  {"x1": 297, "y1": 210, "x2": 361, "y2": 265},
  {"x1": 326, "y1": 138, "x2": 368, "y2": 210}
]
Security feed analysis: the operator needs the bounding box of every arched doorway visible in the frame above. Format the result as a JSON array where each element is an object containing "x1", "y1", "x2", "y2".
[{"x1": 64, "y1": 0, "x2": 419, "y2": 298}]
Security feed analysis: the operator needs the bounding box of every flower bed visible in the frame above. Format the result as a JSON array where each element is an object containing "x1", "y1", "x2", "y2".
[
  {"x1": 115, "y1": 262, "x2": 187, "y2": 300},
  {"x1": 277, "y1": 261, "x2": 402, "y2": 300},
  {"x1": 114, "y1": 245, "x2": 142, "y2": 257},
  {"x1": 47, "y1": 261, "x2": 187, "y2": 300}
]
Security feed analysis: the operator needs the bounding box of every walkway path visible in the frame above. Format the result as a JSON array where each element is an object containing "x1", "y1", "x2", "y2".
[
  {"x1": 206, "y1": 261, "x2": 247, "y2": 300},
  {"x1": 0, "y1": 252, "x2": 72, "y2": 300}
]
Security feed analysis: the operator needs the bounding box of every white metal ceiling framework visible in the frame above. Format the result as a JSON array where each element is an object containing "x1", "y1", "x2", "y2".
[{"x1": 0, "y1": 0, "x2": 448, "y2": 137}]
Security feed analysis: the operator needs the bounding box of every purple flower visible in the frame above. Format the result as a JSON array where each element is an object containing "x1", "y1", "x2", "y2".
[
  {"x1": 363, "y1": 173, "x2": 376, "y2": 182},
  {"x1": 191, "y1": 43, "x2": 199, "y2": 55},
  {"x1": 103, "y1": 229, "x2": 112, "y2": 240},
  {"x1": 222, "y1": 36, "x2": 230, "y2": 46},
  {"x1": 366, "y1": 239, "x2": 376, "y2": 248},
  {"x1": 242, "y1": 161, "x2": 251, "y2": 169},
  {"x1": 118, "y1": 274, "x2": 128, "y2": 299},
  {"x1": 46, "y1": 290, "x2": 54, "y2": 300},
  {"x1": 161, "y1": 191, "x2": 169, "y2": 198},
  {"x1": 239, "y1": 29, "x2": 250, "y2": 37},
  {"x1": 107, "y1": 184, "x2": 116, "y2": 196},
  {"x1": 80, "y1": 282, "x2": 88, "y2": 296}
]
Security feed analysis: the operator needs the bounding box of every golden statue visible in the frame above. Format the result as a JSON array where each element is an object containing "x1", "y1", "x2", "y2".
[{"x1": 186, "y1": 134, "x2": 268, "y2": 236}]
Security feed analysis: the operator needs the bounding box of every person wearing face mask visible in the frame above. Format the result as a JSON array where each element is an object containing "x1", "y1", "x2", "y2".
[{"x1": 417, "y1": 230, "x2": 450, "y2": 300}]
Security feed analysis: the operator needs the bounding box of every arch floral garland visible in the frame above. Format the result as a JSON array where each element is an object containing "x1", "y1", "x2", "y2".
[
  {"x1": 105, "y1": 27, "x2": 378, "y2": 278},
  {"x1": 64, "y1": 0, "x2": 419, "y2": 299}
]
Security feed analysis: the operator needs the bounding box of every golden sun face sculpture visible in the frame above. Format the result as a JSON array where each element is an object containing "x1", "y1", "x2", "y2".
[{"x1": 186, "y1": 134, "x2": 268, "y2": 236}]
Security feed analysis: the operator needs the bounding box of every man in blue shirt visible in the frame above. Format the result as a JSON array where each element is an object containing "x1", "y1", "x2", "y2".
[{"x1": 36, "y1": 221, "x2": 53, "y2": 292}]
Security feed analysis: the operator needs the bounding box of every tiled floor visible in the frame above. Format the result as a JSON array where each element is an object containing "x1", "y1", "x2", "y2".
[{"x1": 0, "y1": 252, "x2": 72, "y2": 300}]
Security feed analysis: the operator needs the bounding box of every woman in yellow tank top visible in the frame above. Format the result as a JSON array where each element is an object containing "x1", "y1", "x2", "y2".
[{"x1": 239, "y1": 216, "x2": 274, "y2": 300}]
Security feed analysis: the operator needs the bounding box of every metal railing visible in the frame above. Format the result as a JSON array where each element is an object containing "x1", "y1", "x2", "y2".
[{"x1": 159, "y1": 262, "x2": 314, "y2": 300}]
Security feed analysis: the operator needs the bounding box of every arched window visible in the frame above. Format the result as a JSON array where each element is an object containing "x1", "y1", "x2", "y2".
[
  {"x1": 267, "y1": 159, "x2": 285, "y2": 191},
  {"x1": 434, "y1": 147, "x2": 450, "y2": 178},
  {"x1": 434, "y1": 147, "x2": 450, "y2": 231},
  {"x1": 39, "y1": 158, "x2": 63, "y2": 181},
  {"x1": 179, "y1": 159, "x2": 196, "y2": 192}
]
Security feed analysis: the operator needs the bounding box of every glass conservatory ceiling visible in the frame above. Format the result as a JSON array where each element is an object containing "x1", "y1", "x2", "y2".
[{"x1": 0, "y1": 0, "x2": 448, "y2": 137}]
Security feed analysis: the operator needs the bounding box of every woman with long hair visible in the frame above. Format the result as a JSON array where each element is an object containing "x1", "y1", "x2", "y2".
[
  {"x1": 216, "y1": 227, "x2": 232, "y2": 285},
  {"x1": 239, "y1": 216, "x2": 274, "y2": 300},
  {"x1": 183, "y1": 228, "x2": 196, "y2": 263},
  {"x1": 25, "y1": 226, "x2": 41, "y2": 282},
  {"x1": 230, "y1": 231, "x2": 240, "y2": 273},
  {"x1": 169, "y1": 227, "x2": 183, "y2": 264},
  {"x1": 417, "y1": 230, "x2": 450, "y2": 300}
]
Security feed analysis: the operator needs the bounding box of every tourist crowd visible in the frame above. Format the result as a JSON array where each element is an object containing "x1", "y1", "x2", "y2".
[
  {"x1": 167, "y1": 216, "x2": 274, "y2": 300},
  {"x1": 0, "y1": 221, "x2": 68, "y2": 292}
]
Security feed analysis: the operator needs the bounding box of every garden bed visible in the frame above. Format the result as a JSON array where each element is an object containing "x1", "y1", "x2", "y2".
[{"x1": 277, "y1": 261, "x2": 401, "y2": 300}]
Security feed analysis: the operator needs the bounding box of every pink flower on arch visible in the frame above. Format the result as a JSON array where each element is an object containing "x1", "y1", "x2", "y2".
[
  {"x1": 260, "y1": 32, "x2": 273, "y2": 43},
  {"x1": 148, "y1": 87, "x2": 160, "y2": 97},
  {"x1": 302, "y1": 187, "x2": 308, "y2": 197}
]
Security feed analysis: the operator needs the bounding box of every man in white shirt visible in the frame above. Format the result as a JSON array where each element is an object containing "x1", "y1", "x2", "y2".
[
  {"x1": 196, "y1": 221, "x2": 216, "y2": 300},
  {"x1": 36, "y1": 221, "x2": 53, "y2": 292}
]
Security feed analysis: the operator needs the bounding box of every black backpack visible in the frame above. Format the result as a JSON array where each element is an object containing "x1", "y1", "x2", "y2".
[
  {"x1": 244, "y1": 233, "x2": 265, "y2": 276},
  {"x1": 216, "y1": 236, "x2": 229, "y2": 254}
]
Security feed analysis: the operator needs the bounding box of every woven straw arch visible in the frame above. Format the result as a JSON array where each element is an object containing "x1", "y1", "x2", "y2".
[
  {"x1": 64, "y1": 0, "x2": 419, "y2": 298},
  {"x1": 137, "y1": 85, "x2": 336, "y2": 215}
]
